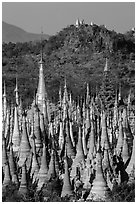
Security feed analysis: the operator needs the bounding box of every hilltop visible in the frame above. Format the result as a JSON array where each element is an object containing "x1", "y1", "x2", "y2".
[{"x1": 2, "y1": 23, "x2": 135, "y2": 108}]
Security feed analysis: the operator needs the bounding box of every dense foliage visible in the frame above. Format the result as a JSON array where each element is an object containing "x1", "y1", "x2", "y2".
[
  {"x1": 2, "y1": 23, "x2": 135, "y2": 108},
  {"x1": 108, "y1": 182, "x2": 135, "y2": 202},
  {"x1": 2, "y1": 180, "x2": 135, "y2": 202}
]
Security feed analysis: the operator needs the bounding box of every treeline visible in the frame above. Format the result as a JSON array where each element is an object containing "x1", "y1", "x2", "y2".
[{"x1": 2, "y1": 24, "x2": 135, "y2": 58}]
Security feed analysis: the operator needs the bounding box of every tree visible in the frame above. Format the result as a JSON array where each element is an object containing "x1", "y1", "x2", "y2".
[{"x1": 99, "y1": 69, "x2": 115, "y2": 110}]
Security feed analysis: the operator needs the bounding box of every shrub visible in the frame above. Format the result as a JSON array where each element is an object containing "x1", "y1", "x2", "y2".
[
  {"x1": 107, "y1": 182, "x2": 135, "y2": 202},
  {"x1": 2, "y1": 182, "x2": 21, "y2": 202}
]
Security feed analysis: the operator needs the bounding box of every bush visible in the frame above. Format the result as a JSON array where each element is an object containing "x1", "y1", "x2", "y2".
[
  {"x1": 2, "y1": 182, "x2": 21, "y2": 202},
  {"x1": 107, "y1": 182, "x2": 135, "y2": 202},
  {"x1": 2, "y1": 179, "x2": 135, "y2": 202}
]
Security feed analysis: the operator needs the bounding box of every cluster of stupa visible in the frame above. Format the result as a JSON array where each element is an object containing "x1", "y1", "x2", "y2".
[
  {"x1": 75, "y1": 18, "x2": 106, "y2": 28},
  {"x1": 2, "y1": 52, "x2": 135, "y2": 201}
]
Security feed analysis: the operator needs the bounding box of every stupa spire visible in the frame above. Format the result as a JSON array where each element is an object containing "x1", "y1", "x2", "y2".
[
  {"x1": 18, "y1": 114, "x2": 31, "y2": 167},
  {"x1": 40, "y1": 27, "x2": 43, "y2": 61},
  {"x1": 2, "y1": 136, "x2": 8, "y2": 167},
  {"x1": 19, "y1": 161, "x2": 28, "y2": 195},
  {"x1": 87, "y1": 117, "x2": 96, "y2": 155},
  {"x1": 104, "y1": 58, "x2": 108, "y2": 72},
  {"x1": 9, "y1": 144, "x2": 19, "y2": 185},
  {"x1": 86, "y1": 83, "x2": 90, "y2": 106},
  {"x1": 3, "y1": 80, "x2": 6, "y2": 98},
  {"x1": 118, "y1": 83, "x2": 121, "y2": 101},
  {"x1": 75, "y1": 18, "x2": 80, "y2": 27},
  {"x1": 85, "y1": 107, "x2": 90, "y2": 136},
  {"x1": 101, "y1": 111, "x2": 110, "y2": 150},
  {"x1": 82, "y1": 123, "x2": 88, "y2": 156},
  {"x1": 3, "y1": 80, "x2": 7, "y2": 122},
  {"x1": 30, "y1": 117, "x2": 40, "y2": 182},
  {"x1": 63, "y1": 78, "x2": 69, "y2": 120},
  {"x1": 126, "y1": 138, "x2": 135, "y2": 175},
  {"x1": 4, "y1": 107, "x2": 10, "y2": 146},
  {"x1": 116, "y1": 118, "x2": 124, "y2": 155},
  {"x1": 113, "y1": 89, "x2": 118, "y2": 128},
  {"x1": 37, "y1": 29, "x2": 47, "y2": 107},
  {"x1": 33, "y1": 105, "x2": 42, "y2": 153},
  {"x1": 59, "y1": 85, "x2": 62, "y2": 109},
  {"x1": 12, "y1": 105, "x2": 20, "y2": 152},
  {"x1": 65, "y1": 118, "x2": 75, "y2": 159},
  {"x1": 128, "y1": 89, "x2": 131, "y2": 106},
  {"x1": 61, "y1": 151, "x2": 73, "y2": 197},
  {"x1": 122, "y1": 131, "x2": 129, "y2": 164},
  {"x1": 7, "y1": 103, "x2": 14, "y2": 150},
  {"x1": 14, "y1": 77, "x2": 19, "y2": 106},
  {"x1": 3, "y1": 162, "x2": 11, "y2": 187},
  {"x1": 102, "y1": 141, "x2": 111, "y2": 171},
  {"x1": 48, "y1": 149, "x2": 56, "y2": 179},
  {"x1": 37, "y1": 142, "x2": 49, "y2": 190},
  {"x1": 87, "y1": 150, "x2": 109, "y2": 200},
  {"x1": 59, "y1": 120, "x2": 64, "y2": 150},
  {"x1": 69, "y1": 120, "x2": 75, "y2": 147},
  {"x1": 75, "y1": 124, "x2": 85, "y2": 163}
]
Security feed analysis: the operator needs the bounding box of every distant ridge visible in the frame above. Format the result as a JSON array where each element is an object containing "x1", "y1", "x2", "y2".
[{"x1": 2, "y1": 21, "x2": 50, "y2": 43}]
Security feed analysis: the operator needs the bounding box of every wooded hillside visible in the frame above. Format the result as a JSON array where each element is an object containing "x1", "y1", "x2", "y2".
[{"x1": 2, "y1": 23, "x2": 135, "y2": 108}]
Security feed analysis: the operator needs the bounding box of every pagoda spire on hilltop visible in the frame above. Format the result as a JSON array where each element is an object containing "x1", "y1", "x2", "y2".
[{"x1": 75, "y1": 18, "x2": 80, "y2": 27}]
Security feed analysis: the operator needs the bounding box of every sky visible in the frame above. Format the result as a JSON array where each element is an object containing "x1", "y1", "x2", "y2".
[{"x1": 2, "y1": 2, "x2": 135, "y2": 35}]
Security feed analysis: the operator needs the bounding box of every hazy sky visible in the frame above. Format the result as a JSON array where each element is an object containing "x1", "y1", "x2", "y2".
[{"x1": 2, "y1": 2, "x2": 135, "y2": 35}]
